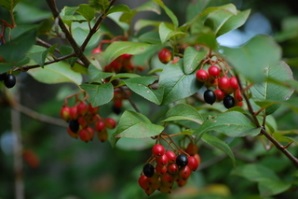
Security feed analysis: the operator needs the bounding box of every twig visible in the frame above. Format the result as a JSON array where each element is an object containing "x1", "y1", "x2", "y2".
[
  {"x1": 80, "y1": 0, "x2": 118, "y2": 52},
  {"x1": 46, "y1": 0, "x2": 90, "y2": 67}
]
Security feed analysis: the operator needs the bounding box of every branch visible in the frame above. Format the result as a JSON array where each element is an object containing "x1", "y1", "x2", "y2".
[
  {"x1": 46, "y1": 0, "x2": 90, "y2": 67},
  {"x1": 236, "y1": 74, "x2": 298, "y2": 168},
  {"x1": 80, "y1": 0, "x2": 118, "y2": 51}
]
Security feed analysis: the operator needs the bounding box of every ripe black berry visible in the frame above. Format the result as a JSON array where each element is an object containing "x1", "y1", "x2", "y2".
[
  {"x1": 143, "y1": 163, "x2": 154, "y2": 177},
  {"x1": 69, "y1": 119, "x2": 80, "y2": 133},
  {"x1": 4, "y1": 74, "x2": 16, "y2": 88},
  {"x1": 176, "y1": 154, "x2": 188, "y2": 167},
  {"x1": 204, "y1": 89, "x2": 216, "y2": 105},
  {"x1": 112, "y1": 106, "x2": 122, "y2": 115},
  {"x1": 223, "y1": 95, "x2": 235, "y2": 109}
]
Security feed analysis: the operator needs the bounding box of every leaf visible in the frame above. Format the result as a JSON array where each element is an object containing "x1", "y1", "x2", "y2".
[
  {"x1": 201, "y1": 133, "x2": 235, "y2": 165},
  {"x1": 220, "y1": 35, "x2": 282, "y2": 83},
  {"x1": 153, "y1": 0, "x2": 179, "y2": 27},
  {"x1": 0, "y1": 0, "x2": 21, "y2": 10},
  {"x1": 159, "y1": 61, "x2": 197, "y2": 105},
  {"x1": 251, "y1": 61, "x2": 294, "y2": 114},
  {"x1": 123, "y1": 76, "x2": 164, "y2": 105},
  {"x1": 232, "y1": 164, "x2": 291, "y2": 196},
  {"x1": 27, "y1": 62, "x2": 82, "y2": 85},
  {"x1": 183, "y1": 46, "x2": 208, "y2": 74},
  {"x1": 80, "y1": 83, "x2": 113, "y2": 106},
  {"x1": 87, "y1": 65, "x2": 113, "y2": 82},
  {"x1": 0, "y1": 29, "x2": 37, "y2": 63},
  {"x1": 158, "y1": 22, "x2": 186, "y2": 44},
  {"x1": 115, "y1": 111, "x2": 164, "y2": 138},
  {"x1": 27, "y1": 45, "x2": 56, "y2": 68},
  {"x1": 77, "y1": 4, "x2": 95, "y2": 22},
  {"x1": 197, "y1": 111, "x2": 260, "y2": 137},
  {"x1": 163, "y1": 103, "x2": 203, "y2": 125},
  {"x1": 102, "y1": 41, "x2": 156, "y2": 66},
  {"x1": 134, "y1": 19, "x2": 161, "y2": 32}
]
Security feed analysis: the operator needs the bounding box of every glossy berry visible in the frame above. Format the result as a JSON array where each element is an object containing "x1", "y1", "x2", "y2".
[
  {"x1": 218, "y1": 76, "x2": 232, "y2": 94},
  {"x1": 77, "y1": 102, "x2": 88, "y2": 116},
  {"x1": 234, "y1": 89, "x2": 243, "y2": 102},
  {"x1": 229, "y1": 76, "x2": 239, "y2": 90},
  {"x1": 69, "y1": 119, "x2": 80, "y2": 133},
  {"x1": 143, "y1": 163, "x2": 155, "y2": 177},
  {"x1": 165, "y1": 150, "x2": 176, "y2": 163},
  {"x1": 4, "y1": 74, "x2": 16, "y2": 88},
  {"x1": 158, "y1": 48, "x2": 172, "y2": 64},
  {"x1": 187, "y1": 156, "x2": 199, "y2": 171},
  {"x1": 176, "y1": 154, "x2": 188, "y2": 167},
  {"x1": 167, "y1": 163, "x2": 178, "y2": 175},
  {"x1": 95, "y1": 119, "x2": 106, "y2": 131},
  {"x1": 60, "y1": 106, "x2": 71, "y2": 121},
  {"x1": 156, "y1": 154, "x2": 169, "y2": 165},
  {"x1": 138, "y1": 175, "x2": 150, "y2": 190},
  {"x1": 179, "y1": 165, "x2": 191, "y2": 179},
  {"x1": 104, "y1": 118, "x2": 117, "y2": 129},
  {"x1": 204, "y1": 89, "x2": 216, "y2": 105},
  {"x1": 195, "y1": 69, "x2": 209, "y2": 82},
  {"x1": 223, "y1": 95, "x2": 235, "y2": 109},
  {"x1": 214, "y1": 89, "x2": 225, "y2": 102},
  {"x1": 208, "y1": 65, "x2": 221, "y2": 77},
  {"x1": 152, "y1": 144, "x2": 165, "y2": 156}
]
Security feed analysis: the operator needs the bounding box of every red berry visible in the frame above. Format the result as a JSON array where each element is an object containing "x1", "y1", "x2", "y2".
[
  {"x1": 158, "y1": 48, "x2": 172, "y2": 64},
  {"x1": 138, "y1": 175, "x2": 150, "y2": 190},
  {"x1": 88, "y1": 104, "x2": 99, "y2": 114},
  {"x1": 195, "y1": 69, "x2": 209, "y2": 82},
  {"x1": 60, "y1": 106, "x2": 71, "y2": 121},
  {"x1": 229, "y1": 76, "x2": 239, "y2": 90},
  {"x1": 69, "y1": 106, "x2": 78, "y2": 119},
  {"x1": 92, "y1": 47, "x2": 102, "y2": 54},
  {"x1": 152, "y1": 144, "x2": 165, "y2": 156},
  {"x1": 214, "y1": 89, "x2": 225, "y2": 102},
  {"x1": 208, "y1": 65, "x2": 221, "y2": 77},
  {"x1": 156, "y1": 164, "x2": 167, "y2": 174},
  {"x1": 187, "y1": 156, "x2": 199, "y2": 171},
  {"x1": 161, "y1": 173, "x2": 175, "y2": 184},
  {"x1": 179, "y1": 165, "x2": 191, "y2": 179},
  {"x1": 77, "y1": 101, "x2": 88, "y2": 116},
  {"x1": 234, "y1": 89, "x2": 243, "y2": 102},
  {"x1": 167, "y1": 163, "x2": 178, "y2": 175},
  {"x1": 185, "y1": 142, "x2": 199, "y2": 156},
  {"x1": 156, "y1": 154, "x2": 169, "y2": 165},
  {"x1": 165, "y1": 150, "x2": 176, "y2": 163},
  {"x1": 218, "y1": 76, "x2": 233, "y2": 94},
  {"x1": 104, "y1": 118, "x2": 117, "y2": 129},
  {"x1": 95, "y1": 119, "x2": 106, "y2": 131}
]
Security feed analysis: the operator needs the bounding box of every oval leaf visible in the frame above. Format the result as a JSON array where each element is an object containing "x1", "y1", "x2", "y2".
[
  {"x1": 183, "y1": 46, "x2": 208, "y2": 74},
  {"x1": 80, "y1": 83, "x2": 113, "y2": 106}
]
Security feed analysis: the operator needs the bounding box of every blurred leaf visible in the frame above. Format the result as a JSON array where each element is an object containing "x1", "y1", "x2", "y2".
[
  {"x1": 27, "y1": 61, "x2": 82, "y2": 85},
  {"x1": 27, "y1": 45, "x2": 56, "y2": 68},
  {"x1": 220, "y1": 35, "x2": 282, "y2": 83},
  {"x1": 136, "y1": 1, "x2": 160, "y2": 14},
  {"x1": 163, "y1": 103, "x2": 203, "y2": 124},
  {"x1": 80, "y1": 83, "x2": 113, "y2": 106},
  {"x1": 197, "y1": 111, "x2": 260, "y2": 137},
  {"x1": 0, "y1": 0, "x2": 21, "y2": 10},
  {"x1": 107, "y1": 4, "x2": 131, "y2": 14},
  {"x1": 77, "y1": 4, "x2": 95, "y2": 22},
  {"x1": 88, "y1": 65, "x2": 113, "y2": 82},
  {"x1": 123, "y1": 76, "x2": 164, "y2": 105},
  {"x1": 183, "y1": 46, "x2": 208, "y2": 74},
  {"x1": 153, "y1": 0, "x2": 179, "y2": 27},
  {"x1": 158, "y1": 22, "x2": 186, "y2": 44},
  {"x1": 134, "y1": 19, "x2": 160, "y2": 32},
  {"x1": 89, "y1": 0, "x2": 110, "y2": 11},
  {"x1": 159, "y1": 61, "x2": 197, "y2": 105},
  {"x1": 251, "y1": 61, "x2": 294, "y2": 114},
  {"x1": 14, "y1": 2, "x2": 51, "y2": 23},
  {"x1": 202, "y1": 133, "x2": 235, "y2": 165},
  {"x1": 115, "y1": 111, "x2": 164, "y2": 138}
]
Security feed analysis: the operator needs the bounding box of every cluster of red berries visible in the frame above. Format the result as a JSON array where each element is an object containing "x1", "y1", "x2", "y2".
[
  {"x1": 195, "y1": 65, "x2": 243, "y2": 108},
  {"x1": 112, "y1": 88, "x2": 131, "y2": 114},
  {"x1": 0, "y1": 72, "x2": 16, "y2": 88},
  {"x1": 138, "y1": 142, "x2": 200, "y2": 195},
  {"x1": 60, "y1": 97, "x2": 117, "y2": 142}
]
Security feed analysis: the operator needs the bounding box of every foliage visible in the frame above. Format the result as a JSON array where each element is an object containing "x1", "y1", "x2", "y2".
[{"x1": 0, "y1": 0, "x2": 298, "y2": 198}]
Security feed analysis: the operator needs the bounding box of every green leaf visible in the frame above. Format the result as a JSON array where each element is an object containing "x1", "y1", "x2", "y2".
[
  {"x1": 0, "y1": 0, "x2": 21, "y2": 10},
  {"x1": 220, "y1": 35, "x2": 282, "y2": 83},
  {"x1": 89, "y1": 0, "x2": 109, "y2": 11},
  {"x1": 232, "y1": 164, "x2": 291, "y2": 196},
  {"x1": 134, "y1": 19, "x2": 161, "y2": 32},
  {"x1": 77, "y1": 4, "x2": 95, "y2": 22},
  {"x1": 27, "y1": 45, "x2": 56, "y2": 68},
  {"x1": 80, "y1": 83, "x2": 113, "y2": 106},
  {"x1": 123, "y1": 76, "x2": 164, "y2": 105},
  {"x1": 102, "y1": 42, "x2": 156, "y2": 66},
  {"x1": 153, "y1": 0, "x2": 179, "y2": 27},
  {"x1": 27, "y1": 62, "x2": 82, "y2": 85},
  {"x1": 163, "y1": 103, "x2": 203, "y2": 125},
  {"x1": 251, "y1": 61, "x2": 294, "y2": 114},
  {"x1": 158, "y1": 22, "x2": 186, "y2": 44},
  {"x1": 115, "y1": 111, "x2": 164, "y2": 138},
  {"x1": 201, "y1": 133, "x2": 235, "y2": 165},
  {"x1": 197, "y1": 111, "x2": 260, "y2": 137},
  {"x1": 159, "y1": 61, "x2": 197, "y2": 105},
  {"x1": 183, "y1": 46, "x2": 208, "y2": 74},
  {"x1": 60, "y1": 6, "x2": 85, "y2": 24},
  {"x1": 136, "y1": 1, "x2": 160, "y2": 14},
  {"x1": 0, "y1": 29, "x2": 36, "y2": 63},
  {"x1": 88, "y1": 65, "x2": 113, "y2": 82}
]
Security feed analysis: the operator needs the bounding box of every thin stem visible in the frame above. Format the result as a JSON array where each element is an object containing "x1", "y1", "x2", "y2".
[
  {"x1": 119, "y1": 86, "x2": 140, "y2": 113},
  {"x1": 46, "y1": 0, "x2": 90, "y2": 67}
]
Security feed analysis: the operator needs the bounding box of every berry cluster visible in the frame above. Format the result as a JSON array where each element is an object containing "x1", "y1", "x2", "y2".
[
  {"x1": 0, "y1": 73, "x2": 16, "y2": 88},
  {"x1": 60, "y1": 95, "x2": 117, "y2": 142},
  {"x1": 112, "y1": 88, "x2": 131, "y2": 114},
  {"x1": 138, "y1": 142, "x2": 200, "y2": 195},
  {"x1": 195, "y1": 65, "x2": 243, "y2": 108}
]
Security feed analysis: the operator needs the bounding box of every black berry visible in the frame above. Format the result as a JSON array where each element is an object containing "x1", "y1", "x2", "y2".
[
  {"x1": 112, "y1": 106, "x2": 122, "y2": 115},
  {"x1": 69, "y1": 119, "x2": 80, "y2": 133},
  {"x1": 4, "y1": 74, "x2": 16, "y2": 88},
  {"x1": 204, "y1": 89, "x2": 216, "y2": 105},
  {"x1": 143, "y1": 163, "x2": 154, "y2": 177},
  {"x1": 176, "y1": 154, "x2": 188, "y2": 167},
  {"x1": 223, "y1": 95, "x2": 235, "y2": 109}
]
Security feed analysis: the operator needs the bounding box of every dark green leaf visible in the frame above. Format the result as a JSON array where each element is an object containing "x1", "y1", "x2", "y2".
[
  {"x1": 183, "y1": 46, "x2": 208, "y2": 74},
  {"x1": 153, "y1": 0, "x2": 179, "y2": 27},
  {"x1": 197, "y1": 111, "x2": 260, "y2": 137},
  {"x1": 80, "y1": 83, "x2": 113, "y2": 106},
  {"x1": 158, "y1": 22, "x2": 186, "y2": 44},
  {"x1": 88, "y1": 65, "x2": 113, "y2": 82},
  {"x1": 115, "y1": 111, "x2": 164, "y2": 138},
  {"x1": 77, "y1": 4, "x2": 95, "y2": 22}
]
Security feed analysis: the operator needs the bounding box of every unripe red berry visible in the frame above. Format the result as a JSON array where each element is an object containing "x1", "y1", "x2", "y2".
[
  {"x1": 218, "y1": 76, "x2": 233, "y2": 94},
  {"x1": 187, "y1": 156, "x2": 199, "y2": 171},
  {"x1": 195, "y1": 69, "x2": 209, "y2": 82},
  {"x1": 185, "y1": 142, "x2": 199, "y2": 156},
  {"x1": 179, "y1": 165, "x2": 191, "y2": 180},
  {"x1": 152, "y1": 144, "x2": 165, "y2": 156},
  {"x1": 158, "y1": 48, "x2": 172, "y2": 64},
  {"x1": 95, "y1": 119, "x2": 106, "y2": 131},
  {"x1": 104, "y1": 118, "x2": 117, "y2": 129},
  {"x1": 208, "y1": 65, "x2": 221, "y2": 77},
  {"x1": 214, "y1": 89, "x2": 225, "y2": 102},
  {"x1": 77, "y1": 101, "x2": 88, "y2": 116},
  {"x1": 60, "y1": 106, "x2": 71, "y2": 121},
  {"x1": 165, "y1": 150, "x2": 176, "y2": 163},
  {"x1": 229, "y1": 76, "x2": 239, "y2": 90}
]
